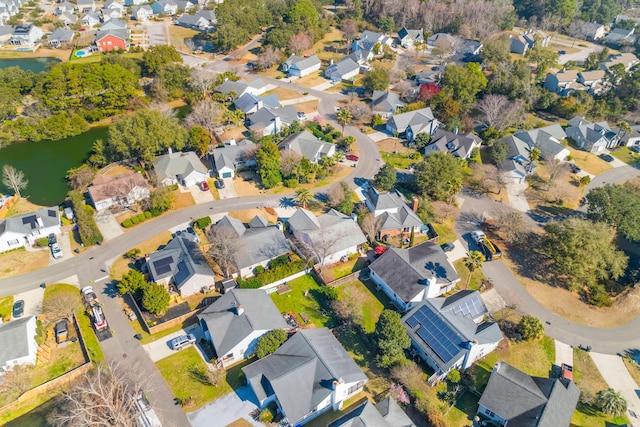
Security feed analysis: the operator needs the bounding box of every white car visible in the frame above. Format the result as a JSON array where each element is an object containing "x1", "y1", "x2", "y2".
[
  {"x1": 51, "y1": 243, "x2": 63, "y2": 259},
  {"x1": 171, "y1": 334, "x2": 196, "y2": 350}
]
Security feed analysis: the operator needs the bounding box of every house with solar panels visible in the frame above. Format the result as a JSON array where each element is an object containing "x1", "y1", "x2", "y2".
[
  {"x1": 402, "y1": 290, "x2": 503, "y2": 381},
  {"x1": 0, "y1": 207, "x2": 61, "y2": 252},
  {"x1": 146, "y1": 233, "x2": 215, "y2": 297},
  {"x1": 368, "y1": 241, "x2": 460, "y2": 312}
]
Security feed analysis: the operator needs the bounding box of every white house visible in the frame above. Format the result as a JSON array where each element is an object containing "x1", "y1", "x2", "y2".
[
  {"x1": 81, "y1": 11, "x2": 101, "y2": 26},
  {"x1": 77, "y1": 0, "x2": 95, "y2": 12},
  {"x1": 278, "y1": 131, "x2": 336, "y2": 163},
  {"x1": 87, "y1": 172, "x2": 150, "y2": 211},
  {"x1": 386, "y1": 107, "x2": 441, "y2": 141},
  {"x1": 213, "y1": 139, "x2": 256, "y2": 179},
  {"x1": 566, "y1": 117, "x2": 620, "y2": 153},
  {"x1": 398, "y1": 27, "x2": 423, "y2": 49},
  {"x1": 153, "y1": 150, "x2": 208, "y2": 187},
  {"x1": 132, "y1": 5, "x2": 153, "y2": 21},
  {"x1": 324, "y1": 58, "x2": 360, "y2": 82},
  {"x1": 198, "y1": 289, "x2": 289, "y2": 368},
  {"x1": 287, "y1": 208, "x2": 366, "y2": 266},
  {"x1": 425, "y1": 129, "x2": 482, "y2": 160},
  {"x1": 217, "y1": 78, "x2": 267, "y2": 97},
  {"x1": 281, "y1": 54, "x2": 321, "y2": 77},
  {"x1": 403, "y1": 291, "x2": 503, "y2": 380},
  {"x1": 0, "y1": 316, "x2": 38, "y2": 373},
  {"x1": 246, "y1": 106, "x2": 299, "y2": 137},
  {"x1": 9, "y1": 25, "x2": 42, "y2": 46},
  {"x1": 0, "y1": 207, "x2": 61, "y2": 252},
  {"x1": 243, "y1": 328, "x2": 368, "y2": 426}
]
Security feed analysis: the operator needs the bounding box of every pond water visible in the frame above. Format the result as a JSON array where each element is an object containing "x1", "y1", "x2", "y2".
[
  {"x1": 0, "y1": 57, "x2": 61, "y2": 73},
  {"x1": 0, "y1": 127, "x2": 108, "y2": 206}
]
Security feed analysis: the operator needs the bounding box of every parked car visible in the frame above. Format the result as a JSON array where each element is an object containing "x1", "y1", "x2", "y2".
[
  {"x1": 215, "y1": 179, "x2": 225, "y2": 189},
  {"x1": 345, "y1": 154, "x2": 359, "y2": 162},
  {"x1": 297, "y1": 112, "x2": 307, "y2": 120},
  {"x1": 599, "y1": 153, "x2": 614, "y2": 162},
  {"x1": 569, "y1": 163, "x2": 581, "y2": 173},
  {"x1": 171, "y1": 334, "x2": 196, "y2": 350},
  {"x1": 441, "y1": 242, "x2": 455, "y2": 252},
  {"x1": 64, "y1": 207, "x2": 74, "y2": 220},
  {"x1": 12, "y1": 300, "x2": 24, "y2": 318},
  {"x1": 558, "y1": 50, "x2": 566, "y2": 55},
  {"x1": 48, "y1": 233, "x2": 57, "y2": 246},
  {"x1": 51, "y1": 243, "x2": 63, "y2": 259},
  {"x1": 199, "y1": 181, "x2": 209, "y2": 191},
  {"x1": 630, "y1": 145, "x2": 640, "y2": 153}
]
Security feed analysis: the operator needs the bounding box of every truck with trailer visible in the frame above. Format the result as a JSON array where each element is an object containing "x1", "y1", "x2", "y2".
[
  {"x1": 470, "y1": 230, "x2": 502, "y2": 261},
  {"x1": 81, "y1": 286, "x2": 113, "y2": 341}
]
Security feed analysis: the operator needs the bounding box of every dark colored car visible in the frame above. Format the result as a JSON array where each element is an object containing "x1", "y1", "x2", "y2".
[
  {"x1": 569, "y1": 163, "x2": 581, "y2": 173},
  {"x1": 215, "y1": 179, "x2": 225, "y2": 189},
  {"x1": 441, "y1": 242, "x2": 455, "y2": 252},
  {"x1": 558, "y1": 50, "x2": 566, "y2": 55},
  {"x1": 12, "y1": 300, "x2": 24, "y2": 318},
  {"x1": 599, "y1": 153, "x2": 614, "y2": 162},
  {"x1": 345, "y1": 154, "x2": 359, "y2": 162},
  {"x1": 48, "y1": 233, "x2": 57, "y2": 246}
]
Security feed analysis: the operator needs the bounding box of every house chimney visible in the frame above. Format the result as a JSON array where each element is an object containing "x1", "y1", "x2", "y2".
[
  {"x1": 36, "y1": 216, "x2": 43, "y2": 227},
  {"x1": 411, "y1": 197, "x2": 419, "y2": 212},
  {"x1": 332, "y1": 378, "x2": 344, "y2": 389},
  {"x1": 236, "y1": 305, "x2": 244, "y2": 315}
]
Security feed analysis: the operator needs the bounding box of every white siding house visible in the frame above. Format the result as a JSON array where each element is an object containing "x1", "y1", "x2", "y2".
[
  {"x1": 0, "y1": 207, "x2": 61, "y2": 252},
  {"x1": 0, "y1": 316, "x2": 38, "y2": 373}
]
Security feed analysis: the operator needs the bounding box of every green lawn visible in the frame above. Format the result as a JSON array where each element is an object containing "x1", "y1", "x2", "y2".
[
  {"x1": 447, "y1": 391, "x2": 480, "y2": 426},
  {"x1": 270, "y1": 275, "x2": 337, "y2": 328},
  {"x1": 454, "y1": 259, "x2": 487, "y2": 291},
  {"x1": 323, "y1": 257, "x2": 368, "y2": 282},
  {"x1": 380, "y1": 151, "x2": 421, "y2": 169},
  {"x1": 433, "y1": 218, "x2": 457, "y2": 244},
  {"x1": 76, "y1": 310, "x2": 105, "y2": 363},
  {"x1": 336, "y1": 280, "x2": 384, "y2": 333},
  {"x1": 610, "y1": 146, "x2": 640, "y2": 165},
  {"x1": 0, "y1": 295, "x2": 14, "y2": 321}
]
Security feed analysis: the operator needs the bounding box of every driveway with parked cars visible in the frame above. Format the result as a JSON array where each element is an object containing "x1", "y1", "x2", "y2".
[
  {"x1": 142, "y1": 323, "x2": 207, "y2": 363},
  {"x1": 217, "y1": 178, "x2": 238, "y2": 199},
  {"x1": 187, "y1": 185, "x2": 215, "y2": 204}
]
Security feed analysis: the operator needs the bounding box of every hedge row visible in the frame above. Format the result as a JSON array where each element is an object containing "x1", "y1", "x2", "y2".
[
  {"x1": 122, "y1": 211, "x2": 154, "y2": 228},
  {"x1": 238, "y1": 259, "x2": 309, "y2": 289},
  {"x1": 68, "y1": 190, "x2": 103, "y2": 246}
]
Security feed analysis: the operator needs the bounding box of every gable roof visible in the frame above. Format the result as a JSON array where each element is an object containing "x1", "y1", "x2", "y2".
[
  {"x1": 0, "y1": 316, "x2": 36, "y2": 369},
  {"x1": 100, "y1": 18, "x2": 126, "y2": 30},
  {"x1": 96, "y1": 28, "x2": 128, "y2": 42},
  {"x1": 243, "y1": 328, "x2": 368, "y2": 424},
  {"x1": 234, "y1": 92, "x2": 281, "y2": 114},
  {"x1": 217, "y1": 78, "x2": 265, "y2": 96},
  {"x1": 213, "y1": 140, "x2": 256, "y2": 172},
  {"x1": 0, "y1": 206, "x2": 59, "y2": 238},
  {"x1": 49, "y1": 27, "x2": 75, "y2": 42},
  {"x1": 88, "y1": 172, "x2": 148, "y2": 204},
  {"x1": 369, "y1": 242, "x2": 459, "y2": 303},
  {"x1": 398, "y1": 27, "x2": 422, "y2": 43},
  {"x1": 283, "y1": 54, "x2": 321, "y2": 71},
  {"x1": 371, "y1": 91, "x2": 405, "y2": 112},
  {"x1": 479, "y1": 362, "x2": 580, "y2": 427},
  {"x1": 387, "y1": 107, "x2": 436, "y2": 132},
  {"x1": 153, "y1": 151, "x2": 207, "y2": 182},
  {"x1": 326, "y1": 57, "x2": 360, "y2": 78},
  {"x1": 329, "y1": 397, "x2": 415, "y2": 427},
  {"x1": 248, "y1": 106, "x2": 298, "y2": 129},
  {"x1": 279, "y1": 130, "x2": 334, "y2": 161},
  {"x1": 147, "y1": 234, "x2": 214, "y2": 289},
  {"x1": 503, "y1": 125, "x2": 567, "y2": 160},
  {"x1": 365, "y1": 187, "x2": 424, "y2": 230},
  {"x1": 427, "y1": 129, "x2": 481, "y2": 159},
  {"x1": 197, "y1": 289, "x2": 288, "y2": 356}
]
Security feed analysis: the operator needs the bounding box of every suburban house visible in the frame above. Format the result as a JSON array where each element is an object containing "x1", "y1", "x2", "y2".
[
  {"x1": 325, "y1": 58, "x2": 360, "y2": 83},
  {"x1": 363, "y1": 187, "x2": 425, "y2": 240},
  {"x1": 9, "y1": 25, "x2": 42, "y2": 46},
  {"x1": 213, "y1": 139, "x2": 256, "y2": 178},
  {"x1": 99, "y1": 18, "x2": 127, "y2": 30},
  {"x1": 371, "y1": 90, "x2": 405, "y2": 118},
  {"x1": 613, "y1": 123, "x2": 640, "y2": 147},
  {"x1": 211, "y1": 215, "x2": 290, "y2": 278},
  {"x1": 500, "y1": 125, "x2": 569, "y2": 162},
  {"x1": 509, "y1": 34, "x2": 529, "y2": 54},
  {"x1": 352, "y1": 30, "x2": 392, "y2": 52},
  {"x1": 566, "y1": 117, "x2": 619, "y2": 152},
  {"x1": 87, "y1": 172, "x2": 150, "y2": 211},
  {"x1": 147, "y1": 233, "x2": 214, "y2": 297},
  {"x1": 234, "y1": 92, "x2": 281, "y2": 115},
  {"x1": 102, "y1": 5, "x2": 122, "y2": 19},
  {"x1": 177, "y1": 10, "x2": 216, "y2": 29},
  {"x1": 243, "y1": 328, "x2": 368, "y2": 426},
  {"x1": 581, "y1": 21, "x2": 605, "y2": 40},
  {"x1": 427, "y1": 32, "x2": 458, "y2": 49},
  {"x1": 398, "y1": 27, "x2": 423, "y2": 49},
  {"x1": 247, "y1": 106, "x2": 298, "y2": 137},
  {"x1": 0, "y1": 207, "x2": 61, "y2": 252},
  {"x1": 124, "y1": 0, "x2": 145, "y2": 5},
  {"x1": 329, "y1": 397, "x2": 415, "y2": 427},
  {"x1": 77, "y1": 0, "x2": 95, "y2": 12},
  {"x1": 288, "y1": 208, "x2": 366, "y2": 265},
  {"x1": 132, "y1": 5, "x2": 153, "y2": 21},
  {"x1": 601, "y1": 52, "x2": 639, "y2": 72},
  {"x1": 48, "y1": 27, "x2": 75, "y2": 47},
  {"x1": 605, "y1": 27, "x2": 637, "y2": 46},
  {"x1": 460, "y1": 38, "x2": 483, "y2": 56},
  {"x1": 281, "y1": 54, "x2": 321, "y2": 77},
  {"x1": 198, "y1": 289, "x2": 289, "y2": 368},
  {"x1": 153, "y1": 150, "x2": 208, "y2": 187},
  {"x1": 150, "y1": 0, "x2": 177, "y2": 15},
  {"x1": 403, "y1": 291, "x2": 503, "y2": 379},
  {"x1": 386, "y1": 107, "x2": 442, "y2": 141},
  {"x1": 217, "y1": 78, "x2": 267, "y2": 98},
  {"x1": 56, "y1": 1, "x2": 76, "y2": 15},
  {"x1": 95, "y1": 29, "x2": 129, "y2": 52},
  {"x1": 0, "y1": 316, "x2": 38, "y2": 373},
  {"x1": 477, "y1": 362, "x2": 580, "y2": 427},
  {"x1": 81, "y1": 11, "x2": 101, "y2": 26},
  {"x1": 545, "y1": 68, "x2": 607, "y2": 95},
  {"x1": 369, "y1": 242, "x2": 460, "y2": 311},
  {"x1": 57, "y1": 12, "x2": 78, "y2": 26},
  {"x1": 499, "y1": 158, "x2": 529, "y2": 184},
  {"x1": 424, "y1": 129, "x2": 482, "y2": 160},
  {"x1": 103, "y1": 0, "x2": 125, "y2": 14},
  {"x1": 414, "y1": 67, "x2": 443, "y2": 84},
  {"x1": 347, "y1": 48, "x2": 373, "y2": 66},
  {"x1": 279, "y1": 130, "x2": 336, "y2": 163}
]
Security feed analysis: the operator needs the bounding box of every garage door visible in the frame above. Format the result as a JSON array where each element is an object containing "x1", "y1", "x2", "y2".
[{"x1": 222, "y1": 172, "x2": 232, "y2": 178}]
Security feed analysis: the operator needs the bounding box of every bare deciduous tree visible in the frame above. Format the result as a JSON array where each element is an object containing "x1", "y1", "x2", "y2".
[
  {"x1": 548, "y1": 180, "x2": 573, "y2": 204},
  {"x1": 495, "y1": 207, "x2": 527, "y2": 245},
  {"x1": 342, "y1": 20, "x2": 358, "y2": 52},
  {"x1": 543, "y1": 157, "x2": 567, "y2": 186},
  {"x1": 207, "y1": 225, "x2": 243, "y2": 277},
  {"x1": 255, "y1": 46, "x2": 280, "y2": 70},
  {"x1": 201, "y1": 365, "x2": 225, "y2": 386},
  {"x1": 42, "y1": 287, "x2": 84, "y2": 320},
  {"x1": 477, "y1": 95, "x2": 524, "y2": 132},
  {"x1": 280, "y1": 150, "x2": 303, "y2": 177},
  {"x1": 66, "y1": 165, "x2": 95, "y2": 191},
  {"x1": 2, "y1": 164, "x2": 28, "y2": 197},
  {"x1": 296, "y1": 228, "x2": 348, "y2": 273},
  {"x1": 483, "y1": 164, "x2": 506, "y2": 195},
  {"x1": 185, "y1": 100, "x2": 222, "y2": 134},
  {"x1": 326, "y1": 183, "x2": 346, "y2": 208},
  {"x1": 149, "y1": 101, "x2": 176, "y2": 119},
  {"x1": 288, "y1": 32, "x2": 312, "y2": 55},
  {"x1": 332, "y1": 284, "x2": 367, "y2": 325},
  {"x1": 360, "y1": 212, "x2": 381, "y2": 244},
  {"x1": 191, "y1": 68, "x2": 216, "y2": 96},
  {"x1": 0, "y1": 366, "x2": 31, "y2": 406},
  {"x1": 49, "y1": 362, "x2": 146, "y2": 427},
  {"x1": 393, "y1": 80, "x2": 415, "y2": 102}
]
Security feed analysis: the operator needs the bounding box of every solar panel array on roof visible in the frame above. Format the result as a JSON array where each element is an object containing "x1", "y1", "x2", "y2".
[
  {"x1": 153, "y1": 256, "x2": 173, "y2": 276},
  {"x1": 173, "y1": 260, "x2": 191, "y2": 285},
  {"x1": 450, "y1": 293, "x2": 486, "y2": 319},
  {"x1": 22, "y1": 215, "x2": 37, "y2": 228},
  {"x1": 48, "y1": 209, "x2": 57, "y2": 217},
  {"x1": 408, "y1": 304, "x2": 463, "y2": 363}
]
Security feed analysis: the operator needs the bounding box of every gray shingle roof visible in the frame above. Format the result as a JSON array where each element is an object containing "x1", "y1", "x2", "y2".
[
  {"x1": 147, "y1": 234, "x2": 214, "y2": 289},
  {"x1": 243, "y1": 328, "x2": 368, "y2": 425},
  {"x1": 0, "y1": 316, "x2": 36, "y2": 369},
  {"x1": 0, "y1": 207, "x2": 59, "y2": 237},
  {"x1": 329, "y1": 397, "x2": 415, "y2": 427},
  {"x1": 212, "y1": 140, "x2": 255, "y2": 172},
  {"x1": 153, "y1": 151, "x2": 207, "y2": 183},
  {"x1": 326, "y1": 58, "x2": 360, "y2": 79},
  {"x1": 387, "y1": 108, "x2": 436, "y2": 133},
  {"x1": 247, "y1": 106, "x2": 298, "y2": 129},
  {"x1": 371, "y1": 91, "x2": 405, "y2": 113},
  {"x1": 427, "y1": 129, "x2": 481, "y2": 159},
  {"x1": 49, "y1": 27, "x2": 75, "y2": 42},
  {"x1": 283, "y1": 54, "x2": 321, "y2": 72},
  {"x1": 479, "y1": 362, "x2": 580, "y2": 427},
  {"x1": 234, "y1": 93, "x2": 281, "y2": 114},
  {"x1": 197, "y1": 289, "x2": 288, "y2": 357},
  {"x1": 365, "y1": 188, "x2": 424, "y2": 231},
  {"x1": 279, "y1": 130, "x2": 335, "y2": 162},
  {"x1": 369, "y1": 242, "x2": 459, "y2": 303}
]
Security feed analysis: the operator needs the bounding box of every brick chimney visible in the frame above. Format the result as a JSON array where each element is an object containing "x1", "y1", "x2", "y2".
[{"x1": 411, "y1": 197, "x2": 419, "y2": 212}]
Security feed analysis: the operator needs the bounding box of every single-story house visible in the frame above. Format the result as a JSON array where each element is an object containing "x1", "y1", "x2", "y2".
[
  {"x1": 234, "y1": 92, "x2": 281, "y2": 115},
  {"x1": 477, "y1": 362, "x2": 580, "y2": 427},
  {"x1": 612, "y1": 123, "x2": 640, "y2": 147},
  {"x1": 581, "y1": 21, "x2": 605, "y2": 40},
  {"x1": 369, "y1": 242, "x2": 460, "y2": 311},
  {"x1": 325, "y1": 58, "x2": 360, "y2": 83},
  {"x1": 386, "y1": 107, "x2": 442, "y2": 141},
  {"x1": 509, "y1": 34, "x2": 529, "y2": 55},
  {"x1": 211, "y1": 215, "x2": 290, "y2": 278},
  {"x1": 57, "y1": 11, "x2": 78, "y2": 26},
  {"x1": 288, "y1": 208, "x2": 366, "y2": 265},
  {"x1": 147, "y1": 233, "x2": 214, "y2": 297},
  {"x1": 132, "y1": 5, "x2": 153, "y2": 21},
  {"x1": 371, "y1": 90, "x2": 405, "y2": 118},
  {"x1": 403, "y1": 291, "x2": 503, "y2": 379},
  {"x1": 177, "y1": 10, "x2": 216, "y2": 29},
  {"x1": 9, "y1": 24, "x2": 42, "y2": 46},
  {"x1": 153, "y1": 150, "x2": 208, "y2": 187},
  {"x1": 247, "y1": 106, "x2": 298, "y2": 137},
  {"x1": 601, "y1": 52, "x2": 639, "y2": 72},
  {"x1": 217, "y1": 78, "x2": 267, "y2": 98},
  {"x1": 77, "y1": 0, "x2": 95, "y2": 12},
  {"x1": 243, "y1": 328, "x2": 368, "y2": 426},
  {"x1": 566, "y1": 117, "x2": 619, "y2": 152},
  {"x1": 48, "y1": 27, "x2": 75, "y2": 47},
  {"x1": 398, "y1": 27, "x2": 423, "y2": 49},
  {"x1": 95, "y1": 29, "x2": 129, "y2": 52},
  {"x1": 605, "y1": 27, "x2": 637, "y2": 46},
  {"x1": 198, "y1": 289, "x2": 289, "y2": 368},
  {"x1": 352, "y1": 30, "x2": 392, "y2": 52},
  {"x1": 0, "y1": 207, "x2": 61, "y2": 252},
  {"x1": 427, "y1": 32, "x2": 457, "y2": 49},
  {"x1": 329, "y1": 397, "x2": 415, "y2": 427},
  {"x1": 425, "y1": 129, "x2": 482, "y2": 160},
  {"x1": 213, "y1": 139, "x2": 256, "y2": 178},
  {"x1": 364, "y1": 187, "x2": 425, "y2": 240},
  {"x1": 87, "y1": 172, "x2": 150, "y2": 211},
  {"x1": 281, "y1": 54, "x2": 321, "y2": 77},
  {"x1": 0, "y1": 316, "x2": 38, "y2": 373},
  {"x1": 278, "y1": 131, "x2": 336, "y2": 163}
]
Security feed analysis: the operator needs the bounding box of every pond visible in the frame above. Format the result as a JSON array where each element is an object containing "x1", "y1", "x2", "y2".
[
  {"x1": 0, "y1": 127, "x2": 108, "y2": 206},
  {"x1": 0, "y1": 57, "x2": 61, "y2": 73}
]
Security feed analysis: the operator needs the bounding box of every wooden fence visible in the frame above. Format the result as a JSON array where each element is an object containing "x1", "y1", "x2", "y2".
[{"x1": 0, "y1": 194, "x2": 19, "y2": 219}]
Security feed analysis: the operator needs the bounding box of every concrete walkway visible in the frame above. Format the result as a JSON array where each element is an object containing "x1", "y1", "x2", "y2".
[
  {"x1": 590, "y1": 352, "x2": 640, "y2": 426},
  {"x1": 218, "y1": 178, "x2": 238, "y2": 199},
  {"x1": 280, "y1": 95, "x2": 319, "y2": 106},
  {"x1": 368, "y1": 131, "x2": 391, "y2": 142},
  {"x1": 312, "y1": 81, "x2": 334, "y2": 91},
  {"x1": 188, "y1": 386, "x2": 262, "y2": 427},
  {"x1": 505, "y1": 182, "x2": 531, "y2": 213},
  {"x1": 555, "y1": 341, "x2": 573, "y2": 367}
]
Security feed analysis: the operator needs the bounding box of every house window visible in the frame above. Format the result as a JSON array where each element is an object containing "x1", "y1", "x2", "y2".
[
  {"x1": 8, "y1": 239, "x2": 19, "y2": 246},
  {"x1": 485, "y1": 408, "x2": 496, "y2": 417},
  {"x1": 347, "y1": 381, "x2": 365, "y2": 395},
  {"x1": 108, "y1": 40, "x2": 112, "y2": 45}
]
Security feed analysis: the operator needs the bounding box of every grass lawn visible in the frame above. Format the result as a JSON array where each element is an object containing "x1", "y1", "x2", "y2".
[
  {"x1": 29, "y1": 339, "x2": 85, "y2": 386},
  {"x1": 0, "y1": 295, "x2": 14, "y2": 321},
  {"x1": 337, "y1": 280, "x2": 384, "y2": 334},
  {"x1": 3, "y1": 197, "x2": 45, "y2": 218},
  {"x1": 454, "y1": 259, "x2": 487, "y2": 291},
  {"x1": 322, "y1": 257, "x2": 368, "y2": 282},
  {"x1": 0, "y1": 248, "x2": 50, "y2": 280},
  {"x1": 263, "y1": 86, "x2": 303, "y2": 100},
  {"x1": 447, "y1": 391, "x2": 480, "y2": 426},
  {"x1": 294, "y1": 70, "x2": 328, "y2": 88},
  {"x1": 172, "y1": 189, "x2": 196, "y2": 210},
  {"x1": 567, "y1": 146, "x2": 613, "y2": 176},
  {"x1": 0, "y1": 388, "x2": 61, "y2": 426},
  {"x1": 168, "y1": 26, "x2": 199, "y2": 52},
  {"x1": 270, "y1": 275, "x2": 337, "y2": 329},
  {"x1": 109, "y1": 231, "x2": 172, "y2": 279},
  {"x1": 433, "y1": 217, "x2": 457, "y2": 244},
  {"x1": 623, "y1": 357, "x2": 640, "y2": 389},
  {"x1": 380, "y1": 151, "x2": 421, "y2": 169},
  {"x1": 76, "y1": 309, "x2": 105, "y2": 363},
  {"x1": 610, "y1": 146, "x2": 640, "y2": 165}
]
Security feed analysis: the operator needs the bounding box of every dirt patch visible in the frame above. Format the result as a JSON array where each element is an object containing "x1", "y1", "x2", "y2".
[
  {"x1": 109, "y1": 231, "x2": 172, "y2": 279},
  {"x1": 100, "y1": 165, "x2": 133, "y2": 178},
  {"x1": 233, "y1": 171, "x2": 263, "y2": 197},
  {"x1": 0, "y1": 249, "x2": 50, "y2": 279},
  {"x1": 377, "y1": 138, "x2": 412, "y2": 154},
  {"x1": 264, "y1": 87, "x2": 303, "y2": 100},
  {"x1": 4, "y1": 198, "x2": 46, "y2": 218},
  {"x1": 294, "y1": 100, "x2": 319, "y2": 114},
  {"x1": 228, "y1": 208, "x2": 279, "y2": 224},
  {"x1": 525, "y1": 164, "x2": 584, "y2": 217},
  {"x1": 216, "y1": 126, "x2": 250, "y2": 145}
]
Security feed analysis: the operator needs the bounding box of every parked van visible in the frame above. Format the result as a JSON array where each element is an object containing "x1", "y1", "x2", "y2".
[{"x1": 171, "y1": 334, "x2": 196, "y2": 351}]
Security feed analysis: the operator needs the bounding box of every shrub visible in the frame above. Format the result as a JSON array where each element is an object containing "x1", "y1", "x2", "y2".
[
  {"x1": 141, "y1": 282, "x2": 170, "y2": 316},
  {"x1": 131, "y1": 216, "x2": 140, "y2": 225},
  {"x1": 122, "y1": 219, "x2": 133, "y2": 228},
  {"x1": 259, "y1": 408, "x2": 274, "y2": 424},
  {"x1": 126, "y1": 248, "x2": 141, "y2": 259},
  {"x1": 269, "y1": 255, "x2": 289, "y2": 269},
  {"x1": 36, "y1": 237, "x2": 49, "y2": 247},
  {"x1": 257, "y1": 259, "x2": 308, "y2": 285},
  {"x1": 238, "y1": 277, "x2": 262, "y2": 289},
  {"x1": 317, "y1": 286, "x2": 338, "y2": 301},
  {"x1": 144, "y1": 211, "x2": 152, "y2": 218},
  {"x1": 254, "y1": 265, "x2": 265, "y2": 275},
  {"x1": 194, "y1": 216, "x2": 212, "y2": 229},
  {"x1": 136, "y1": 213, "x2": 146, "y2": 222},
  {"x1": 518, "y1": 315, "x2": 544, "y2": 340},
  {"x1": 256, "y1": 329, "x2": 288, "y2": 358},
  {"x1": 284, "y1": 178, "x2": 299, "y2": 188}
]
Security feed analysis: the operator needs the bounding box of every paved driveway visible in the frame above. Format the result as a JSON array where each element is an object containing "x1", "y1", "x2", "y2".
[
  {"x1": 143, "y1": 21, "x2": 168, "y2": 47},
  {"x1": 445, "y1": 239, "x2": 467, "y2": 263},
  {"x1": 188, "y1": 386, "x2": 262, "y2": 427},
  {"x1": 13, "y1": 287, "x2": 44, "y2": 318},
  {"x1": 49, "y1": 232, "x2": 73, "y2": 265},
  {"x1": 142, "y1": 323, "x2": 206, "y2": 363},
  {"x1": 189, "y1": 186, "x2": 215, "y2": 204},
  {"x1": 94, "y1": 210, "x2": 124, "y2": 241},
  {"x1": 505, "y1": 182, "x2": 531, "y2": 213},
  {"x1": 218, "y1": 178, "x2": 238, "y2": 199},
  {"x1": 590, "y1": 352, "x2": 640, "y2": 426},
  {"x1": 555, "y1": 341, "x2": 573, "y2": 367}
]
